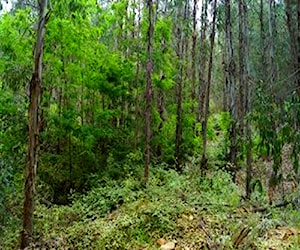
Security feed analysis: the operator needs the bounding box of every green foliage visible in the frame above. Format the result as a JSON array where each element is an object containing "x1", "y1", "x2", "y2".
[
  {"x1": 0, "y1": 86, "x2": 26, "y2": 236},
  {"x1": 204, "y1": 112, "x2": 232, "y2": 168},
  {"x1": 1, "y1": 166, "x2": 240, "y2": 249},
  {"x1": 3, "y1": 161, "x2": 300, "y2": 249},
  {"x1": 0, "y1": 9, "x2": 33, "y2": 90},
  {"x1": 253, "y1": 86, "x2": 300, "y2": 179}
]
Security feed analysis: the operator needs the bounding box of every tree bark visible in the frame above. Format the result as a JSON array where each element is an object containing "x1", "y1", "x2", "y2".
[
  {"x1": 297, "y1": 0, "x2": 300, "y2": 96},
  {"x1": 191, "y1": 0, "x2": 197, "y2": 114},
  {"x1": 225, "y1": 0, "x2": 237, "y2": 178},
  {"x1": 260, "y1": 0, "x2": 266, "y2": 82},
  {"x1": 144, "y1": 0, "x2": 154, "y2": 183},
  {"x1": 268, "y1": 0, "x2": 275, "y2": 92},
  {"x1": 197, "y1": 0, "x2": 208, "y2": 125},
  {"x1": 174, "y1": 5, "x2": 184, "y2": 171},
  {"x1": 238, "y1": 0, "x2": 245, "y2": 134},
  {"x1": 241, "y1": 0, "x2": 252, "y2": 199},
  {"x1": 20, "y1": 0, "x2": 49, "y2": 248},
  {"x1": 267, "y1": 0, "x2": 279, "y2": 205},
  {"x1": 285, "y1": 0, "x2": 297, "y2": 83},
  {"x1": 201, "y1": 0, "x2": 217, "y2": 169},
  {"x1": 134, "y1": 0, "x2": 142, "y2": 151}
]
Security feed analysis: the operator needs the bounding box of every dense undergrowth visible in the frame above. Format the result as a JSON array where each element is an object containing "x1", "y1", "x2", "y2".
[{"x1": 2, "y1": 166, "x2": 300, "y2": 249}]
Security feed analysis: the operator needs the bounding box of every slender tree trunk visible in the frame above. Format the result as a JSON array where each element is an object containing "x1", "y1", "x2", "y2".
[
  {"x1": 20, "y1": 1, "x2": 49, "y2": 248},
  {"x1": 267, "y1": 0, "x2": 278, "y2": 205},
  {"x1": 238, "y1": 0, "x2": 245, "y2": 135},
  {"x1": 260, "y1": 0, "x2": 266, "y2": 82},
  {"x1": 225, "y1": 0, "x2": 237, "y2": 179},
  {"x1": 284, "y1": 0, "x2": 298, "y2": 128},
  {"x1": 197, "y1": 0, "x2": 208, "y2": 126},
  {"x1": 268, "y1": 0, "x2": 275, "y2": 92},
  {"x1": 174, "y1": 18, "x2": 184, "y2": 171},
  {"x1": 285, "y1": 0, "x2": 297, "y2": 80},
  {"x1": 191, "y1": 0, "x2": 197, "y2": 114},
  {"x1": 175, "y1": 0, "x2": 188, "y2": 171},
  {"x1": 297, "y1": 0, "x2": 300, "y2": 96},
  {"x1": 201, "y1": 0, "x2": 217, "y2": 169},
  {"x1": 134, "y1": 0, "x2": 142, "y2": 151},
  {"x1": 241, "y1": 0, "x2": 252, "y2": 199},
  {"x1": 144, "y1": 0, "x2": 154, "y2": 183}
]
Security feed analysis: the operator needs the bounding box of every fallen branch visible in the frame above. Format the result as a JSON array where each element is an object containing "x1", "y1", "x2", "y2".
[
  {"x1": 233, "y1": 227, "x2": 251, "y2": 248},
  {"x1": 233, "y1": 226, "x2": 251, "y2": 248},
  {"x1": 252, "y1": 200, "x2": 291, "y2": 213}
]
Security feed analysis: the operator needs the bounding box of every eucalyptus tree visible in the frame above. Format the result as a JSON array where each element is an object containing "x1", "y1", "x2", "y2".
[
  {"x1": 225, "y1": 0, "x2": 237, "y2": 178},
  {"x1": 259, "y1": 0, "x2": 267, "y2": 81},
  {"x1": 20, "y1": 0, "x2": 50, "y2": 248},
  {"x1": 238, "y1": 0, "x2": 252, "y2": 199},
  {"x1": 191, "y1": 0, "x2": 197, "y2": 114},
  {"x1": 284, "y1": 0, "x2": 297, "y2": 87},
  {"x1": 144, "y1": 0, "x2": 155, "y2": 183},
  {"x1": 297, "y1": 0, "x2": 300, "y2": 96},
  {"x1": 201, "y1": 0, "x2": 217, "y2": 168},
  {"x1": 197, "y1": 0, "x2": 208, "y2": 126},
  {"x1": 174, "y1": 0, "x2": 186, "y2": 171}
]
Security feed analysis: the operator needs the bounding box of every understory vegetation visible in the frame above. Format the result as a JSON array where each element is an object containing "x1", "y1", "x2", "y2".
[{"x1": 2, "y1": 165, "x2": 300, "y2": 249}]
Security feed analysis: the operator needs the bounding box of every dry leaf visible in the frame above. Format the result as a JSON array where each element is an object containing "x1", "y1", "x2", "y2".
[
  {"x1": 161, "y1": 241, "x2": 176, "y2": 250},
  {"x1": 157, "y1": 238, "x2": 167, "y2": 246}
]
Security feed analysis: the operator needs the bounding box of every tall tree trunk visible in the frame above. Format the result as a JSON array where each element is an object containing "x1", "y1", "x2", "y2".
[
  {"x1": 284, "y1": 0, "x2": 298, "y2": 129},
  {"x1": 267, "y1": 0, "x2": 278, "y2": 205},
  {"x1": 241, "y1": 0, "x2": 252, "y2": 199},
  {"x1": 174, "y1": 17, "x2": 184, "y2": 171},
  {"x1": 297, "y1": 0, "x2": 300, "y2": 96},
  {"x1": 238, "y1": 0, "x2": 245, "y2": 135},
  {"x1": 191, "y1": 0, "x2": 197, "y2": 114},
  {"x1": 175, "y1": 0, "x2": 187, "y2": 171},
  {"x1": 144, "y1": 0, "x2": 154, "y2": 183},
  {"x1": 20, "y1": 0, "x2": 49, "y2": 248},
  {"x1": 225, "y1": 0, "x2": 237, "y2": 179},
  {"x1": 197, "y1": 0, "x2": 208, "y2": 126},
  {"x1": 134, "y1": 0, "x2": 142, "y2": 151},
  {"x1": 260, "y1": 0, "x2": 266, "y2": 82},
  {"x1": 285, "y1": 0, "x2": 297, "y2": 82},
  {"x1": 268, "y1": 0, "x2": 275, "y2": 92},
  {"x1": 201, "y1": 0, "x2": 217, "y2": 169}
]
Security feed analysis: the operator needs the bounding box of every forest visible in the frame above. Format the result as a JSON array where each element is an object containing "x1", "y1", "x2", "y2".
[{"x1": 0, "y1": 0, "x2": 300, "y2": 249}]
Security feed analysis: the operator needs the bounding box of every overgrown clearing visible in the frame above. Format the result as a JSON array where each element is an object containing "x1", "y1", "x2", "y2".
[{"x1": 2, "y1": 167, "x2": 300, "y2": 249}]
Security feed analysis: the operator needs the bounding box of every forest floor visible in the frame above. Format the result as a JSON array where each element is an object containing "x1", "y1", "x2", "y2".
[{"x1": 2, "y1": 163, "x2": 300, "y2": 250}]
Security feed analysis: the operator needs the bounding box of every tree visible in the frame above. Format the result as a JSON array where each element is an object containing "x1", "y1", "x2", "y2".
[
  {"x1": 201, "y1": 0, "x2": 217, "y2": 168},
  {"x1": 297, "y1": 0, "x2": 300, "y2": 96},
  {"x1": 284, "y1": 0, "x2": 297, "y2": 86},
  {"x1": 174, "y1": 0, "x2": 186, "y2": 171},
  {"x1": 144, "y1": 0, "x2": 155, "y2": 183},
  {"x1": 238, "y1": 0, "x2": 252, "y2": 199},
  {"x1": 197, "y1": 0, "x2": 208, "y2": 125},
  {"x1": 20, "y1": 0, "x2": 50, "y2": 248},
  {"x1": 225, "y1": 0, "x2": 237, "y2": 179},
  {"x1": 260, "y1": 0, "x2": 267, "y2": 81},
  {"x1": 191, "y1": 0, "x2": 197, "y2": 114}
]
